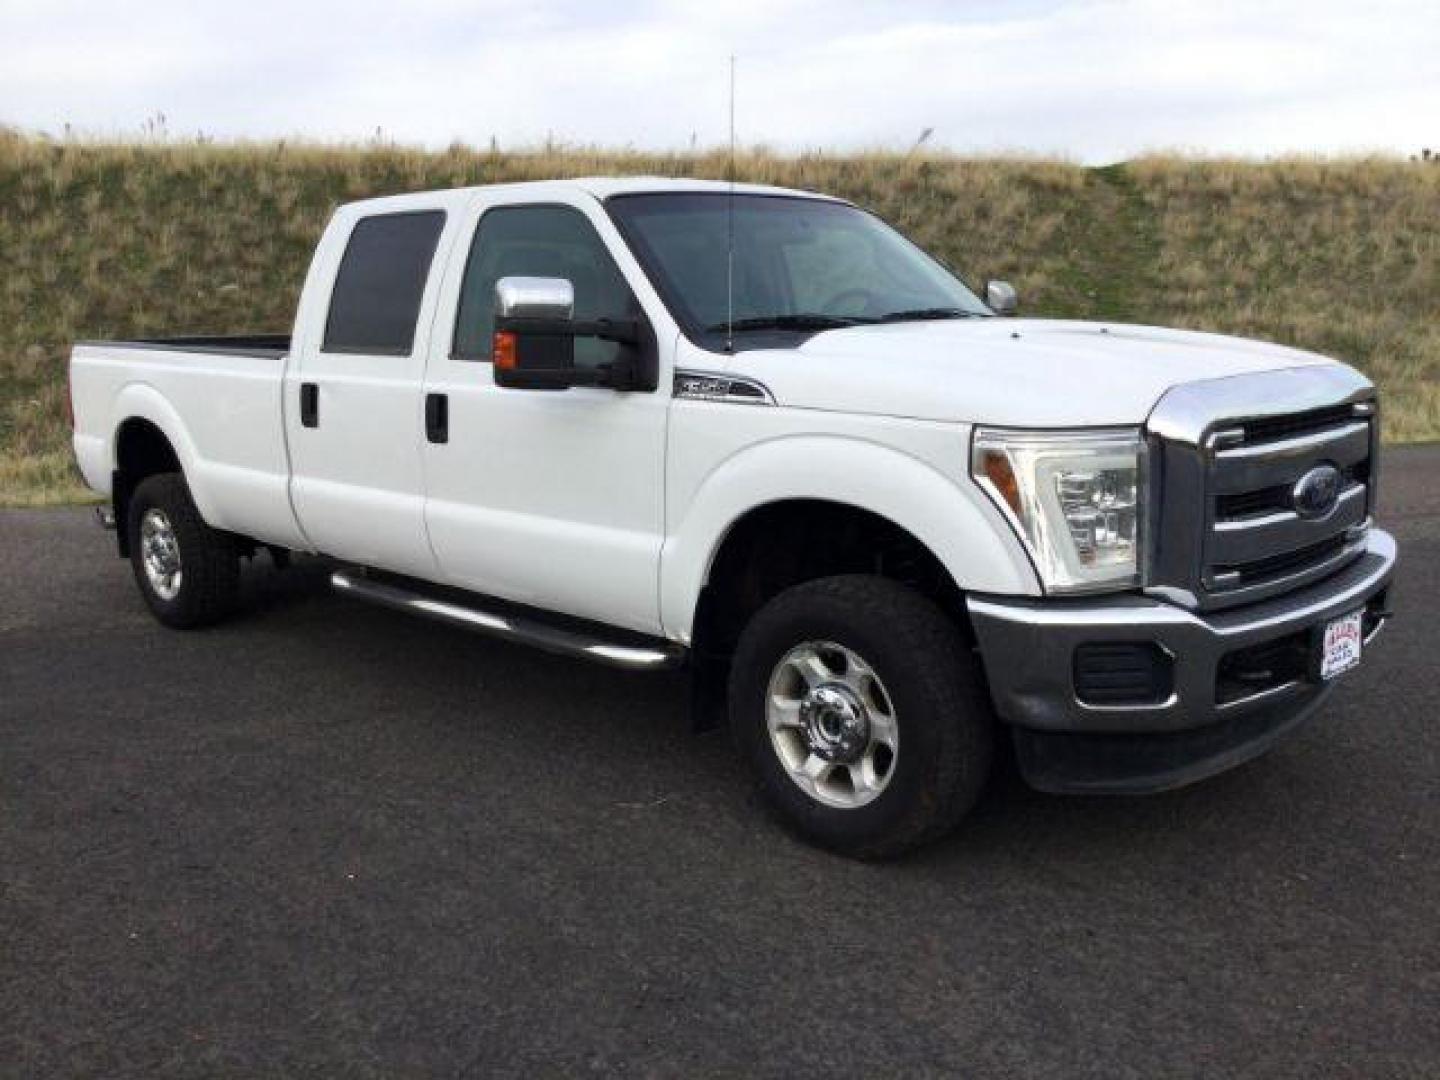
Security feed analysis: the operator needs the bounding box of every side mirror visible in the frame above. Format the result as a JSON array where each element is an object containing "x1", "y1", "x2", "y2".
[
  {"x1": 493, "y1": 276, "x2": 576, "y2": 391},
  {"x1": 492, "y1": 275, "x2": 640, "y2": 391},
  {"x1": 985, "y1": 280, "x2": 1018, "y2": 316}
]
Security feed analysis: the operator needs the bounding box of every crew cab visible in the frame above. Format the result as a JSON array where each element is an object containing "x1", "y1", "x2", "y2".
[{"x1": 69, "y1": 178, "x2": 1397, "y2": 857}]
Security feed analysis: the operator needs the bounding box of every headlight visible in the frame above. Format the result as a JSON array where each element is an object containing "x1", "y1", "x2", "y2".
[{"x1": 971, "y1": 427, "x2": 1147, "y2": 593}]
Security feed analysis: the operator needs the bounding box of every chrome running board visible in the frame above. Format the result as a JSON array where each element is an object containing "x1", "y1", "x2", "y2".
[{"x1": 330, "y1": 570, "x2": 685, "y2": 672}]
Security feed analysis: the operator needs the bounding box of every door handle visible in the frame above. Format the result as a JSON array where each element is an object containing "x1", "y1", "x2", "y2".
[
  {"x1": 425, "y1": 392, "x2": 448, "y2": 444},
  {"x1": 300, "y1": 382, "x2": 319, "y2": 428}
]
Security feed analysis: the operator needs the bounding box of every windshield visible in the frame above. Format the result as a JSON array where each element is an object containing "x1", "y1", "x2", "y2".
[{"x1": 605, "y1": 193, "x2": 991, "y2": 344}]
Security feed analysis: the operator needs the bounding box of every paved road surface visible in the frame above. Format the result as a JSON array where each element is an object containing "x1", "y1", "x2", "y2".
[{"x1": 3, "y1": 448, "x2": 1438, "y2": 1076}]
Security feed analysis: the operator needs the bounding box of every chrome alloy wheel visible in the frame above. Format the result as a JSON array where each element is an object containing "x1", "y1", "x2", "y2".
[
  {"x1": 140, "y1": 508, "x2": 183, "y2": 601},
  {"x1": 766, "y1": 641, "x2": 899, "y2": 809}
]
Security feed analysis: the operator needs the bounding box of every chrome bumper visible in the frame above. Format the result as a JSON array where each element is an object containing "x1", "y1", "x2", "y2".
[{"x1": 966, "y1": 530, "x2": 1396, "y2": 792}]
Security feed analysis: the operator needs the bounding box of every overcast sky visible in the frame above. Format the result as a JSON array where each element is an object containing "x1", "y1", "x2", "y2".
[{"x1": 2, "y1": 0, "x2": 1436, "y2": 163}]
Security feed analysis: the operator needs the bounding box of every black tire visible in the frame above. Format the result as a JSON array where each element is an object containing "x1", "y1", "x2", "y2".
[
  {"x1": 728, "y1": 575, "x2": 994, "y2": 859},
  {"x1": 126, "y1": 472, "x2": 240, "y2": 629}
]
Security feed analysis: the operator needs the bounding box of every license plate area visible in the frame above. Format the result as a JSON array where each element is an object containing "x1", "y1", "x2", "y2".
[{"x1": 1315, "y1": 610, "x2": 1364, "y2": 681}]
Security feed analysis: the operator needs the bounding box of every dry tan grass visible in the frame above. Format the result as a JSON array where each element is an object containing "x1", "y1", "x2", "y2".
[
  {"x1": 1, "y1": 133, "x2": 1435, "y2": 505},
  {"x1": 1125, "y1": 155, "x2": 1440, "y2": 442}
]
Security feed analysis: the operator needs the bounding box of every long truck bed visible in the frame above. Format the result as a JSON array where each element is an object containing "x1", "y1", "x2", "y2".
[{"x1": 69, "y1": 335, "x2": 308, "y2": 551}]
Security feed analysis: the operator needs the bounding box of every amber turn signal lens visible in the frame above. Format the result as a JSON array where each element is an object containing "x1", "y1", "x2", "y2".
[
  {"x1": 493, "y1": 330, "x2": 517, "y2": 370},
  {"x1": 980, "y1": 449, "x2": 1022, "y2": 516}
]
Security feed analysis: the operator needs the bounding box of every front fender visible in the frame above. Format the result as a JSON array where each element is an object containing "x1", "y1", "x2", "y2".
[{"x1": 659, "y1": 434, "x2": 1039, "y2": 642}]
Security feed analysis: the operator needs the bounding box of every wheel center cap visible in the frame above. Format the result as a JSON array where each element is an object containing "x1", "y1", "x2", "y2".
[
  {"x1": 800, "y1": 684, "x2": 869, "y2": 763},
  {"x1": 146, "y1": 535, "x2": 178, "y2": 574}
]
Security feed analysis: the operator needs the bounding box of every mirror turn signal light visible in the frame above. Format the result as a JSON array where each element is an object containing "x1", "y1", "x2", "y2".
[{"x1": 493, "y1": 330, "x2": 517, "y2": 370}]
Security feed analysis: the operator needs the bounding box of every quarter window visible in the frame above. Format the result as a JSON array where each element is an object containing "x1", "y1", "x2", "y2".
[{"x1": 323, "y1": 211, "x2": 446, "y2": 356}]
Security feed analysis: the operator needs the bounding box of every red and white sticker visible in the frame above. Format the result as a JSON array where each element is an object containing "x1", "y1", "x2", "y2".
[{"x1": 1320, "y1": 611, "x2": 1364, "y2": 681}]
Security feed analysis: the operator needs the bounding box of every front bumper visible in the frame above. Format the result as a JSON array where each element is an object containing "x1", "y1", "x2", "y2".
[{"x1": 967, "y1": 529, "x2": 1396, "y2": 794}]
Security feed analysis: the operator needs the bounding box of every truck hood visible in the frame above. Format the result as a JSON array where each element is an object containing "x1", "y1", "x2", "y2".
[{"x1": 725, "y1": 319, "x2": 1339, "y2": 427}]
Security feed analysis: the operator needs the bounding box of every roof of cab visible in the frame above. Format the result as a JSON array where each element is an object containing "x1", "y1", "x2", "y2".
[
  {"x1": 337, "y1": 176, "x2": 839, "y2": 216},
  {"x1": 571, "y1": 176, "x2": 837, "y2": 201}
]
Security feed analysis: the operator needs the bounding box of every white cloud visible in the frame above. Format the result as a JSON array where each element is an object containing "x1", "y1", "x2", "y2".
[{"x1": 0, "y1": 0, "x2": 1435, "y2": 161}]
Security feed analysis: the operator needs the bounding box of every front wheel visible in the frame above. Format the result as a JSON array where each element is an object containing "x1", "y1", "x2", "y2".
[
  {"x1": 729, "y1": 575, "x2": 994, "y2": 859},
  {"x1": 127, "y1": 473, "x2": 240, "y2": 629}
]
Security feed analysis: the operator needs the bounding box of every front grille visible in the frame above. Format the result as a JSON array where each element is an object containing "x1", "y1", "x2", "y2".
[
  {"x1": 1147, "y1": 379, "x2": 1376, "y2": 612},
  {"x1": 1200, "y1": 408, "x2": 1372, "y2": 605}
]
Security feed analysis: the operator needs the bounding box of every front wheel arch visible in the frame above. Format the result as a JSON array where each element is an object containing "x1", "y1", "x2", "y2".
[
  {"x1": 661, "y1": 434, "x2": 1040, "y2": 643},
  {"x1": 687, "y1": 498, "x2": 975, "y2": 733}
]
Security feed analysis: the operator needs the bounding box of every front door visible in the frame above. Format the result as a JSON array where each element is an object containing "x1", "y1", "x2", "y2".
[{"x1": 420, "y1": 197, "x2": 669, "y2": 634}]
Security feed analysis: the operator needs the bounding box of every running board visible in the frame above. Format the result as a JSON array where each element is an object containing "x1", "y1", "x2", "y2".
[{"x1": 329, "y1": 570, "x2": 685, "y2": 672}]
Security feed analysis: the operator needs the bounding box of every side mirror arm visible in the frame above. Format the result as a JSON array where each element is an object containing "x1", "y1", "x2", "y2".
[{"x1": 574, "y1": 317, "x2": 640, "y2": 346}]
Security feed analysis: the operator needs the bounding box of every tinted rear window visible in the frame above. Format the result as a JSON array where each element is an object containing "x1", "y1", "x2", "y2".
[{"x1": 323, "y1": 211, "x2": 446, "y2": 355}]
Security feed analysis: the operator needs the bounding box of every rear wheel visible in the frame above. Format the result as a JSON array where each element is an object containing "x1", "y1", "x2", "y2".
[
  {"x1": 729, "y1": 575, "x2": 994, "y2": 859},
  {"x1": 127, "y1": 473, "x2": 239, "y2": 628}
]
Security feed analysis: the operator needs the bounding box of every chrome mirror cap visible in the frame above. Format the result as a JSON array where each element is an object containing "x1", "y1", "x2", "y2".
[
  {"x1": 985, "y1": 280, "x2": 1018, "y2": 316},
  {"x1": 495, "y1": 276, "x2": 575, "y2": 320}
]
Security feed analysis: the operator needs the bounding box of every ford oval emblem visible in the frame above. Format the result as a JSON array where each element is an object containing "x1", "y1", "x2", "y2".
[{"x1": 1292, "y1": 464, "x2": 1342, "y2": 519}]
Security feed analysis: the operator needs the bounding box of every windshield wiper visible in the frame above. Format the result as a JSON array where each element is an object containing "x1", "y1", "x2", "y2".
[
  {"x1": 704, "y1": 313, "x2": 871, "y2": 334},
  {"x1": 875, "y1": 307, "x2": 983, "y2": 323}
]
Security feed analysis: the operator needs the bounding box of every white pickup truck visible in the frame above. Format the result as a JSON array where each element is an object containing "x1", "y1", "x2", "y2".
[{"x1": 70, "y1": 178, "x2": 1396, "y2": 857}]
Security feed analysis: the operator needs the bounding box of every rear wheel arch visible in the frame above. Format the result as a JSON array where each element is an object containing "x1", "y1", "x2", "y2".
[{"x1": 112, "y1": 418, "x2": 183, "y2": 556}]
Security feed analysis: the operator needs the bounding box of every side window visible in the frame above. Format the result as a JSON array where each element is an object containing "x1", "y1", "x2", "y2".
[
  {"x1": 453, "y1": 205, "x2": 637, "y2": 371},
  {"x1": 323, "y1": 210, "x2": 446, "y2": 355}
]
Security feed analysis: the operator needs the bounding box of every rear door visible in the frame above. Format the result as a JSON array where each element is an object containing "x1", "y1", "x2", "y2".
[
  {"x1": 285, "y1": 206, "x2": 454, "y2": 576},
  {"x1": 420, "y1": 193, "x2": 670, "y2": 634}
]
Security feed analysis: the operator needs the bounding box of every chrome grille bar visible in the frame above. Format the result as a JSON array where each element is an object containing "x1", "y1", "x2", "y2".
[
  {"x1": 1209, "y1": 484, "x2": 1367, "y2": 565},
  {"x1": 1208, "y1": 421, "x2": 1371, "y2": 494}
]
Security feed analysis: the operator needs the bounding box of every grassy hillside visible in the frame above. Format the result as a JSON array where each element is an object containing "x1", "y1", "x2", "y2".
[{"x1": 2, "y1": 131, "x2": 1437, "y2": 506}]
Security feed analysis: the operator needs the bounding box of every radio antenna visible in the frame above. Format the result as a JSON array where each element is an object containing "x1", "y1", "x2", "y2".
[{"x1": 725, "y1": 53, "x2": 736, "y2": 354}]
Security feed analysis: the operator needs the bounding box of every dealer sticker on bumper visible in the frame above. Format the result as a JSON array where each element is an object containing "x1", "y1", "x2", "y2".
[{"x1": 1320, "y1": 610, "x2": 1364, "y2": 681}]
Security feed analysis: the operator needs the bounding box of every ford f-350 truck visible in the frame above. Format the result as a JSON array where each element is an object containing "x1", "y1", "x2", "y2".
[{"x1": 69, "y1": 178, "x2": 1396, "y2": 857}]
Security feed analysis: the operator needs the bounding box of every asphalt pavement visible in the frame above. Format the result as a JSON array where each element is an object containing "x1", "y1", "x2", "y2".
[{"x1": 3, "y1": 448, "x2": 1438, "y2": 1077}]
